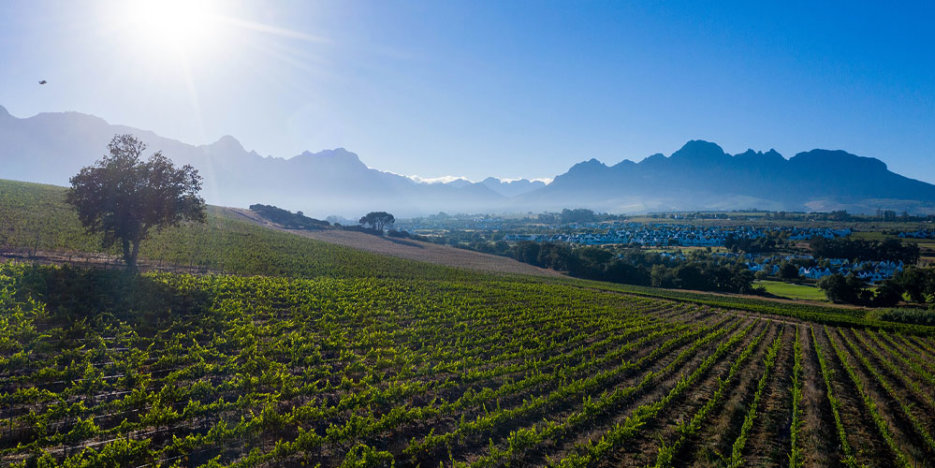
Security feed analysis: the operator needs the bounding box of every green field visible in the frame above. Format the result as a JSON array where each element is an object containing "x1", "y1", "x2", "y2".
[
  {"x1": 755, "y1": 280, "x2": 828, "y2": 301},
  {"x1": 0, "y1": 179, "x2": 473, "y2": 281},
  {"x1": 2, "y1": 179, "x2": 935, "y2": 467}
]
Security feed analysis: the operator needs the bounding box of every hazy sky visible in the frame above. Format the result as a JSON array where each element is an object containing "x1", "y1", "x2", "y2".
[{"x1": 2, "y1": 1, "x2": 934, "y2": 182}]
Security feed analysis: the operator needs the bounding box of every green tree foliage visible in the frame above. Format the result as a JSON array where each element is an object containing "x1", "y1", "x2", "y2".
[
  {"x1": 873, "y1": 280, "x2": 905, "y2": 308},
  {"x1": 724, "y1": 233, "x2": 780, "y2": 253},
  {"x1": 818, "y1": 274, "x2": 870, "y2": 304},
  {"x1": 895, "y1": 267, "x2": 935, "y2": 303},
  {"x1": 510, "y1": 243, "x2": 753, "y2": 293},
  {"x1": 779, "y1": 262, "x2": 800, "y2": 280},
  {"x1": 249, "y1": 204, "x2": 330, "y2": 230},
  {"x1": 559, "y1": 208, "x2": 597, "y2": 224},
  {"x1": 359, "y1": 211, "x2": 395, "y2": 233},
  {"x1": 66, "y1": 134, "x2": 206, "y2": 270},
  {"x1": 810, "y1": 237, "x2": 920, "y2": 264},
  {"x1": 818, "y1": 273, "x2": 907, "y2": 307}
]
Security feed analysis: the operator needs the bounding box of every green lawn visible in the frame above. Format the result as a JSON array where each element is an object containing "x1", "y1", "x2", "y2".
[{"x1": 755, "y1": 280, "x2": 827, "y2": 301}]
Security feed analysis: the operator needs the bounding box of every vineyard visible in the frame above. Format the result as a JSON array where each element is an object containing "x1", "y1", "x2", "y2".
[
  {"x1": 0, "y1": 179, "x2": 482, "y2": 282},
  {"x1": 1, "y1": 262, "x2": 933, "y2": 467}
]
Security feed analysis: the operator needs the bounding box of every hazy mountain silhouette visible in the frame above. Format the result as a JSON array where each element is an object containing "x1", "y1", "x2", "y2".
[
  {"x1": 526, "y1": 140, "x2": 935, "y2": 213},
  {"x1": 2, "y1": 106, "x2": 935, "y2": 216},
  {"x1": 478, "y1": 177, "x2": 547, "y2": 197},
  {"x1": 0, "y1": 106, "x2": 505, "y2": 217}
]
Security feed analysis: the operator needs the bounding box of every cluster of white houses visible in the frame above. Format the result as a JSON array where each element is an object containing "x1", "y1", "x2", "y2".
[
  {"x1": 898, "y1": 230, "x2": 935, "y2": 239},
  {"x1": 655, "y1": 251, "x2": 903, "y2": 283},
  {"x1": 506, "y1": 224, "x2": 851, "y2": 247},
  {"x1": 745, "y1": 255, "x2": 904, "y2": 283}
]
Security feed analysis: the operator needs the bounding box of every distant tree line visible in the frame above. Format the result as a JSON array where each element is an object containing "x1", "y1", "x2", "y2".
[
  {"x1": 817, "y1": 265, "x2": 935, "y2": 309},
  {"x1": 511, "y1": 241, "x2": 755, "y2": 294},
  {"x1": 724, "y1": 232, "x2": 783, "y2": 253},
  {"x1": 249, "y1": 204, "x2": 330, "y2": 230},
  {"x1": 809, "y1": 237, "x2": 919, "y2": 264},
  {"x1": 535, "y1": 208, "x2": 600, "y2": 225}
]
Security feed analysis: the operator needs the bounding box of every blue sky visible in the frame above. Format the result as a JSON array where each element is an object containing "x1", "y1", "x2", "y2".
[{"x1": 1, "y1": 1, "x2": 934, "y2": 182}]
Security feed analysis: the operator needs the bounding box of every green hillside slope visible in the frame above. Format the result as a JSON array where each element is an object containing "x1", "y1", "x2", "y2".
[
  {"x1": 1, "y1": 178, "x2": 935, "y2": 466},
  {"x1": 2, "y1": 262, "x2": 934, "y2": 467},
  {"x1": 0, "y1": 179, "x2": 471, "y2": 280},
  {"x1": 2, "y1": 178, "x2": 933, "y2": 333}
]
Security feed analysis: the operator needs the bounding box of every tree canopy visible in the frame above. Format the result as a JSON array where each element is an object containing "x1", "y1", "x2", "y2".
[
  {"x1": 67, "y1": 134, "x2": 206, "y2": 270},
  {"x1": 359, "y1": 211, "x2": 395, "y2": 233},
  {"x1": 249, "y1": 204, "x2": 330, "y2": 230},
  {"x1": 809, "y1": 237, "x2": 919, "y2": 264}
]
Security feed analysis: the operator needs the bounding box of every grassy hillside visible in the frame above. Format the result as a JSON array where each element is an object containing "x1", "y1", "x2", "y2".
[
  {"x1": 3, "y1": 178, "x2": 934, "y2": 334},
  {"x1": 2, "y1": 178, "x2": 935, "y2": 466},
  {"x1": 0, "y1": 179, "x2": 474, "y2": 281}
]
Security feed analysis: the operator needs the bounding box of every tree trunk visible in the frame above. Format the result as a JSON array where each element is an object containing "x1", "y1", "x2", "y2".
[
  {"x1": 122, "y1": 237, "x2": 140, "y2": 272},
  {"x1": 122, "y1": 238, "x2": 132, "y2": 270},
  {"x1": 129, "y1": 238, "x2": 140, "y2": 272}
]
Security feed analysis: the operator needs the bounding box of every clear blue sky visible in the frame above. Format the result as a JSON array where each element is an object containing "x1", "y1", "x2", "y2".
[{"x1": 2, "y1": 1, "x2": 934, "y2": 182}]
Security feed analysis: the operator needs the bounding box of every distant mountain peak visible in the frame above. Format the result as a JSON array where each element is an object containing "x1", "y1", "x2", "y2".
[
  {"x1": 294, "y1": 148, "x2": 367, "y2": 169},
  {"x1": 611, "y1": 159, "x2": 637, "y2": 169},
  {"x1": 735, "y1": 148, "x2": 786, "y2": 162},
  {"x1": 207, "y1": 134, "x2": 245, "y2": 153},
  {"x1": 639, "y1": 153, "x2": 667, "y2": 167},
  {"x1": 670, "y1": 140, "x2": 728, "y2": 162},
  {"x1": 447, "y1": 179, "x2": 474, "y2": 188},
  {"x1": 570, "y1": 158, "x2": 607, "y2": 170},
  {"x1": 477, "y1": 176, "x2": 547, "y2": 197},
  {"x1": 3, "y1": 107, "x2": 934, "y2": 215},
  {"x1": 791, "y1": 149, "x2": 888, "y2": 172}
]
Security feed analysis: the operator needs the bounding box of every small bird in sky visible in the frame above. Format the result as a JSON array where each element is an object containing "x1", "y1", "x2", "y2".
[{"x1": 38, "y1": 80, "x2": 47, "y2": 85}]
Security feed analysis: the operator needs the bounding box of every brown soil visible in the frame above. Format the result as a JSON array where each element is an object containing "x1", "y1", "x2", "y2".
[
  {"x1": 225, "y1": 208, "x2": 563, "y2": 277},
  {"x1": 785, "y1": 325, "x2": 836, "y2": 467},
  {"x1": 813, "y1": 326, "x2": 891, "y2": 467},
  {"x1": 599, "y1": 319, "x2": 769, "y2": 467},
  {"x1": 665, "y1": 322, "x2": 780, "y2": 467},
  {"x1": 831, "y1": 329, "x2": 935, "y2": 463},
  {"x1": 740, "y1": 323, "x2": 796, "y2": 466},
  {"x1": 536, "y1": 317, "x2": 757, "y2": 467}
]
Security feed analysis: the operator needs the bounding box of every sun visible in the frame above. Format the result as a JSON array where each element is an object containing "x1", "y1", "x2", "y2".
[{"x1": 113, "y1": 0, "x2": 224, "y2": 61}]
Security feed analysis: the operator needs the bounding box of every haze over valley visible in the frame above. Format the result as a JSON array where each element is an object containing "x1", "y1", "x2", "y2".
[
  {"x1": 3, "y1": 3, "x2": 935, "y2": 467},
  {"x1": 4, "y1": 105, "x2": 935, "y2": 217}
]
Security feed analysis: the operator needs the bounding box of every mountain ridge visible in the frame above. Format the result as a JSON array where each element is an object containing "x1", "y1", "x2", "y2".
[{"x1": 2, "y1": 107, "x2": 935, "y2": 216}]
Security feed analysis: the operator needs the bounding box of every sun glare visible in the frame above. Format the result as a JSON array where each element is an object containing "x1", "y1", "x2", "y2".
[{"x1": 114, "y1": 0, "x2": 223, "y2": 61}]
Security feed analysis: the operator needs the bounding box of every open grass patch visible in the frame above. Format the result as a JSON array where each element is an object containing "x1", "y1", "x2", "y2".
[{"x1": 755, "y1": 280, "x2": 828, "y2": 301}]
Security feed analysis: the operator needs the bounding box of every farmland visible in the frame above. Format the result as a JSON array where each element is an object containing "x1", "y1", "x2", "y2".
[
  {"x1": 1, "y1": 179, "x2": 935, "y2": 466},
  {"x1": 1, "y1": 264, "x2": 934, "y2": 466},
  {"x1": 0, "y1": 179, "x2": 475, "y2": 281}
]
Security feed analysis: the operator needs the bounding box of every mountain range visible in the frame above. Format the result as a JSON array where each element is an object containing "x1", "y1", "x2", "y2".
[{"x1": 2, "y1": 105, "x2": 935, "y2": 217}]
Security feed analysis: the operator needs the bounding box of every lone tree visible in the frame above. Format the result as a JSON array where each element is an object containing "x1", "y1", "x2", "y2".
[
  {"x1": 359, "y1": 211, "x2": 395, "y2": 233},
  {"x1": 67, "y1": 134, "x2": 206, "y2": 271}
]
